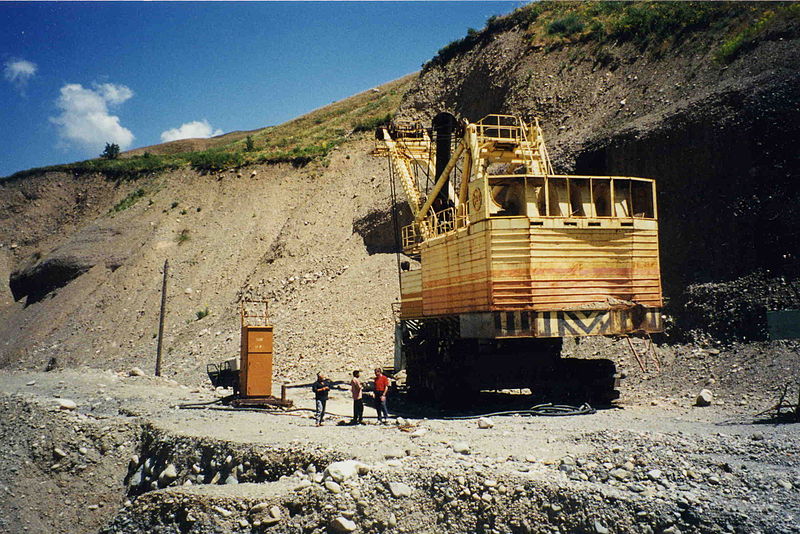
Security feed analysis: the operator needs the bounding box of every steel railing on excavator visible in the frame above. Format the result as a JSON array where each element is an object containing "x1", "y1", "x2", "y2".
[
  {"x1": 401, "y1": 203, "x2": 468, "y2": 252},
  {"x1": 381, "y1": 114, "x2": 553, "y2": 252},
  {"x1": 475, "y1": 114, "x2": 554, "y2": 176},
  {"x1": 377, "y1": 123, "x2": 435, "y2": 223},
  {"x1": 475, "y1": 114, "x2": 524, "y2": 142}
]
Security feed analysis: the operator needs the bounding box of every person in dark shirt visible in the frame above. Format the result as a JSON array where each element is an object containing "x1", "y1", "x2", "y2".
[
  {"x1": 312, "y1": 372, "x2": 331, "y2": 426},
  {"x1": 373, "y1": 367, "x2": 390, "y2": 424}
]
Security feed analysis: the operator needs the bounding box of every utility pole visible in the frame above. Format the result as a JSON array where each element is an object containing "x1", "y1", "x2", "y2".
[{"x1": 155, "y1": 259, "x2": 168, "y2": 376}]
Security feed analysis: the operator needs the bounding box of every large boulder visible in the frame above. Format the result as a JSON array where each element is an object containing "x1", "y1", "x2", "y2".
[
  {"x1": 323, "y1": 460, "x2": 367, "y2": 483},
  {"x1": 388, "y1": 481, "x2": 413, "y2": 498},
  {"x1": 330, "y1": 517, "x2": 357, "y2": 533},
  {"x1": 695, "y1": 389, "x2": 714, "y2": 407},
  {"x1": 477, "y1": 417, "x2": 494, "y2": 429},
  {"x1": 57, "y1": 398, "x2": 77, "y2": 411}
]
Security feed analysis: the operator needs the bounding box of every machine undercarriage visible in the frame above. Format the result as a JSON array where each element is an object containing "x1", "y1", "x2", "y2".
[{"x1": 397, "y1": 316, "x2": 619, "y2": 405}]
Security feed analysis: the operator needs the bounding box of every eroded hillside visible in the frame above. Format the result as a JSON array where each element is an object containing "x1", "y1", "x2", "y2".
[{"x1": 0, "y1": 77, "x2": 413, "y2": 383}]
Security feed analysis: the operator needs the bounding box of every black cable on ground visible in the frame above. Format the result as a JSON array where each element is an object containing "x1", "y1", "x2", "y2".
[
  {"x1": 179, "y1": 398, "x2": 594, "y2": 420},
  {"x1": 182, "y1": 405, "x2": 315, "y2": 416},
  {"x1": 178, "y1": 403, "x2": 372, "y2": 419},
  {"x1": 442, "y1": 403, "x2": 595, "y2": 420},
  {"x1": 177, "y1": 395, "x2": 236, "y2": 409},
  {"x1": 529, "y1": 403, "x2": 596, "y2": 416}
]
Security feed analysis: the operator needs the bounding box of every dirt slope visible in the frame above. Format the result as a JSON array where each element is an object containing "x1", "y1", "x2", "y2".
[
  {"x1": 0, "y1": 73, "x2": 421, "y2": 384},
  {"x1": 0, "y1": 137, "x2": 400, "y2": 385}
]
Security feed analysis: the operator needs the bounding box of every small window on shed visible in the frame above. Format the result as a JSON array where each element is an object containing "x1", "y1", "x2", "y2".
[
  {"x1": 569, "y1": 179, "x2": 591, "y2": 217},
  {"x1": 592, "y1": 180, "x2": 611, "y2": 217},
  {"x1": 631, "y1": 181, "x2": 655, "y2": 218},
  {"x1": 613, "y1": 180, "x2": 631, "y2": 218}
]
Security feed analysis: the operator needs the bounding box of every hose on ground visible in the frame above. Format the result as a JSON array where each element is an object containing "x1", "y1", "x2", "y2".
[
  {"x1": 178, "y1": 402, "x2": 363, "y2": 419},
  {"x1": 176, "y1": 395, "x2": 236, "y2": 409},
  {"x1": 442, "y1": 403, "x2": 595, "y2": 420},
  {"x1": 178, "y1": 399, "x2": 595, "y2": 419}
]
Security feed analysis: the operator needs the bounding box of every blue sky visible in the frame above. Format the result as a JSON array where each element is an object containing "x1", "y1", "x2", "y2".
[{"x1": 0, "y1": 1, "x2": 521, "y2": 177}]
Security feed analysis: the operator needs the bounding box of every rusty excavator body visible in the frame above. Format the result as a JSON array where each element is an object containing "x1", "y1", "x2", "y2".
[{"x1": 375, "y1": 113, "x2": 663, "y2": 403}]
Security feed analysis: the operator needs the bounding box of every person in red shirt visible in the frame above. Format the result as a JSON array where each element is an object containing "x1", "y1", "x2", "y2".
[{"x1": 373, "y1": 367, "x2": 390, "y2": 424}]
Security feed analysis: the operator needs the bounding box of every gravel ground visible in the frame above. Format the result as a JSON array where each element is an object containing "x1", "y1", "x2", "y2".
[{"x1": 0, "y1": 343, "x2": 797, "y2": 534}]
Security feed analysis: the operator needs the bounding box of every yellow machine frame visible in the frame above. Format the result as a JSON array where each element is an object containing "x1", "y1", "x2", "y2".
[{"x1": 377, "y1": 114, "x2": 663, "y2": 338}]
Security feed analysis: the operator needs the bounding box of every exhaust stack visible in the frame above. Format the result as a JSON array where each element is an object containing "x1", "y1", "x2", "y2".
[{"x1": 432, "y1": 112, "x2": 459, "y2": 209}]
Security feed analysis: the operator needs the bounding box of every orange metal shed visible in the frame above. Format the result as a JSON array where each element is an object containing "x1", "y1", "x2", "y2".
[{"x1": 239, "y1": 301, "x2": 273, "y2": 397}]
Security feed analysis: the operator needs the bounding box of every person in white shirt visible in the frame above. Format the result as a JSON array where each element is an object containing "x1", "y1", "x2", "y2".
[{"x1": 350, "y1": 370, "x2": 364, "y2": 425}]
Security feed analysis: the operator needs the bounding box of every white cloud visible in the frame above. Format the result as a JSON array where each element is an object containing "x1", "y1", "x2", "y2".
[
  {"x1": 50, "y1": 83, "x2": 135, "y2": 153},
  {"x1": 160, "y1": 120, "x2": 223, "y2": 143},
  {"x1": 95, "y1": 83, "x2": 133, "y2": 105},
  {"x1": 4, "y1": 59, "x2": 37, "y2": 92}
]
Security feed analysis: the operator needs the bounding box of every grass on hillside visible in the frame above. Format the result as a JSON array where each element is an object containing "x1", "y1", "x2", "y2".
[
  {"x1": 5, "y1": 152, "x2": 185, "y2": 183},
  {"x1": 715, "y1": 3, "x2": 800, "y2": 63},
  {"x1": 425, "y1": 1, "x2": 799, "y2": 70},
  {"x1": 110, "y1": 187, "x2": 146, "y2": 213},
  {"x1": 4, "y1": 74, "x2": 415, "y2": 182},
  {"x1": 176, "y1": 229, "x2": 190, "y2": 245}
]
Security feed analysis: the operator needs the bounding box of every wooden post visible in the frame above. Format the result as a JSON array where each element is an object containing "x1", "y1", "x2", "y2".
[{"x1": 155, "y1": 259, "x2": 168, "y2": 377}]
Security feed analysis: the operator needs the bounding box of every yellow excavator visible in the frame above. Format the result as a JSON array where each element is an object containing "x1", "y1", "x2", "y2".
[{"x1": 375, "y1": 113, "x2": 663, "y2": 403}]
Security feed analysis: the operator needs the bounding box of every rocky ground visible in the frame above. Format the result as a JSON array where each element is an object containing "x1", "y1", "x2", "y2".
[{"x1": 0, "y1": 339, "x2": 797, "y2": 534}]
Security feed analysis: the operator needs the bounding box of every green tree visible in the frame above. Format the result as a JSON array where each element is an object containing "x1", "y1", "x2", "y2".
[
  {"x1": 101, "y1": 142, "x2": 121, "y2": 160},
  {"x1": 245, "y1": 135, "x2": 255, "y2": 152}
]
